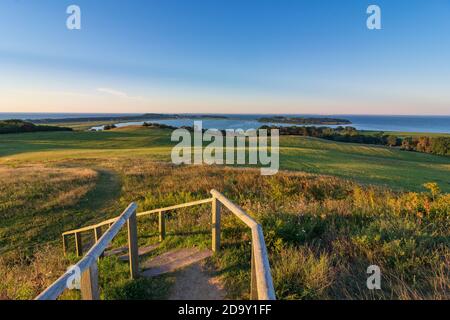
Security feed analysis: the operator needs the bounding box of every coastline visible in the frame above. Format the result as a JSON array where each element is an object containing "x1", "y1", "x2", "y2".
[{"x1": 0, "y1": 113, "x2": 449, "y2": 134}]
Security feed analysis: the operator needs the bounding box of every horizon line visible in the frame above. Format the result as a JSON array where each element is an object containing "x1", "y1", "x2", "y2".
[{"x1": 1, "y1": 112, "x2": 450, "y2": 117}]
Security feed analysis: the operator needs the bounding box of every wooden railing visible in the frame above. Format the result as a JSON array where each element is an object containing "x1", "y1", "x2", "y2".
[
  {"x1": 36, "y1": 203, "x2": 139, "y2": 300},
  {"x1": 61, "y1": 198, "x2": 214, "y2": 257},
  {"x1": 210, "y1": 190, "x2": 276, "y2": 300},
  {"x1": 36, "y1": 190, "x2": 275, "y2": 300}
]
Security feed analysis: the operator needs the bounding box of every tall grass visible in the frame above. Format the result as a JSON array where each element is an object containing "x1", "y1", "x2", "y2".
[
  {"x1": 109, "y1": 160, "x2": 449, "y2": 299},
  {"x1": 0, "y1": 159, "x2": 448, "y2": 299}
]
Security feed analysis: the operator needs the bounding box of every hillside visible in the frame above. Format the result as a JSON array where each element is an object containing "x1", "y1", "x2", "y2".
[
  {"x1": 0, "y1": 126, "x2": 448, "y2": 192},
  {"x1": 1, "y1": 160, "x2": 448, "y2": 300},
  {"x1": 0, "y1": 126, "x2": 449, "y2": 300}
]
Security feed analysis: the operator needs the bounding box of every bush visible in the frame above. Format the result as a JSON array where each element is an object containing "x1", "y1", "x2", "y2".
[
  {"x1": 431, "y1": 137, "x2": 450, "y2": 156},
  {"x1": 103, "y1": 124, "x2": 117, "y2": 130}
]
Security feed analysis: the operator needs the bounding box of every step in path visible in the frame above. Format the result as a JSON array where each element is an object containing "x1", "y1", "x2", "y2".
[
  {"x1": 141, "y1": 248, "x2": 213, "y2": 277},
  {"x1": 104, "y1": 243, "x2": 160, "y2": 261},
  {"x1": 105, "y1": 245, "x2": 226, "y2": 300}
]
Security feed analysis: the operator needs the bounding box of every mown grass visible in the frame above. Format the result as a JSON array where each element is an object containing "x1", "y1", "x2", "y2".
[{"x1": 0, "y1": 127, "x2": 449, "y2": 300}]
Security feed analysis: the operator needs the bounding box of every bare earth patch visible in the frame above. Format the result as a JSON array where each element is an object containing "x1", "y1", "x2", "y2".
[
  {"x1": 140, "y1": 248, "x2": 226, "y2": 300},
  {"x1": 169, "y1": 262, "x2": 226, "y2": 300}
]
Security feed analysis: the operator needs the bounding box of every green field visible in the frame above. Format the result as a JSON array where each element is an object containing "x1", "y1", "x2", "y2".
[
  {"x1": 361, "y1": 130, "x2": 450, "y2": 138},
  {"x1": 0, "y1": 126, "x2": 449, "y2": 300},
  {"x1": 1, "y1": 126, "x2": 449, "y2": 192}
]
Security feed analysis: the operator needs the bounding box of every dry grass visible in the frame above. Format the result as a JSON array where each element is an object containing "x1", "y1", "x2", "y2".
[
  {"x1": 106, "y1": 159, "x2": 449, "y2": 300},
  {"x1": 0, "y1": 165, "x2": 98, "y2": 254},
  {"x1": 1, "y1": 159, "x2": 448, "y2": 300},
  {"x1": 0, "y1": 165, "x2": 97, "y2": 217},
  {"x1": 0, "y1": 165, "x2": 101, "y2": 299},
  {"x1": 0, "y1": 245, "x2": 69, "y2": 300}
]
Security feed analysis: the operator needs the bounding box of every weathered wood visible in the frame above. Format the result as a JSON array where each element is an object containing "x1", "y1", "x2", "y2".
[
  {"x1": 138, "y1": 198, "x2": 213, "y2": 217},
  {"x1": 94, "y1": 226, "x2": 102, "y2": 242},
  {"x1": 210, "y1": 189, "x2": 276, "y2": 300},
  {"x1": 251, "y1": 225, "x2": 276, "y2": 300},
  {"x1": 43, "y1": 192, "x2": 276, "y2": 301},
  {"x1": 141, "y1": 248, "x2": 213, "y2": 277},
  {"x1": 61, "y1": 198, "x2": 213, "y2": 237},
  {"x1": 127, "y1": 210, "x2": 139, "y2": 279},
  {"x1": 35, "y1": 203, "x2": 138, "y2": 300},
  {"x1": 210, "y1": 190, "x2": 258, "y2": 228},
  {"x1": 212, "y1": 198, "x2": 221, "y2": 252},
  {"x1": 62, "y1": 235, "x2": 68, "y2": 257},
  {"x1": 62, "y1": 217, "x2": 119, "y2": 236},
  {"x1": 80, "y1": 262, "x2": 99, "y2": 300},
  {"x1": 250, "y1": 245, "x2": 258, "y2": 299},
  {"x1": 159, "y1": 211, "x2": 166, "y2": 242},
  {"x1": 75, "y1": 233, "x2": 83, "y2": 257},
  {"x1": 94, "y1": 226, "x2": 104, "y2": 259}
]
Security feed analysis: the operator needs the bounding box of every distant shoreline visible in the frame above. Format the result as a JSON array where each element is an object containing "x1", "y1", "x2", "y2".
[
  {"x1": 29, "y1": 113, "x2": 229, "y2": 124},
  {"x1": 258, "y1": 116, "x2": 352, "y2": 125},
  {"x1": 0, "y1": 113, "x2": 449, "y2": 134}
]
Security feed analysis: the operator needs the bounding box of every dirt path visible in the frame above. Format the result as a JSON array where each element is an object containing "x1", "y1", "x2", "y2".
[
  {"x1": 169, "y1": 262, "x2": 226, "y2": 300},
  {"x1": 140, "y1": 248, "x2": 226, "y2": 300}
]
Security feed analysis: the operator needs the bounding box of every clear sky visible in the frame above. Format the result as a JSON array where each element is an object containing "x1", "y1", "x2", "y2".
[{"x1": 1, "y1": 0, "x2": 450, "y2": 115}]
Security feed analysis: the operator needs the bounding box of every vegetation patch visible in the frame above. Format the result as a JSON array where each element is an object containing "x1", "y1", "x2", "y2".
[
  {"x1": 258, "y1": 116, "x2": 351, "y2": 125},
  {"x1": 262, "y1": 125, "x2": 450, "y2": 156},
  {"x1": 0, "y1": 120, "x2": 72, "y2": 134},
  {"x1": 0, "y1": 128, "x2": 449, "y2": 300}
]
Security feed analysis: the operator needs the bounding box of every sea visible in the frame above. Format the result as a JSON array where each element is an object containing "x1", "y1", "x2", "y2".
[{"x1": 0, "y1": 113, "x2": 449, "y2": 134}]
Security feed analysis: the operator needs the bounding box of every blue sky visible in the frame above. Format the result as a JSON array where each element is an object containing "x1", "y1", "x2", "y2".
[{"x1": 1, "y1": 0, "x2": 450, "y2": 114}]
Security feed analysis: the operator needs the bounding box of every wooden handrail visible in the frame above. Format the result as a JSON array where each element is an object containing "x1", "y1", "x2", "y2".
[
  {"x1": 210, "y1": 189, "x2": 276, "y2": 300},
  {"x1": 137, "y1": 198, "x2": 213, "y2": 217},
  {"x1": 45, "y1": 192, "x2": 275, "y2": 300},
  {"x1": 62, "y1": 198, "x2": 213, "y2": 237},
  {"x1": 36, "y1": 203, "x2": 138, "y2": 300}
]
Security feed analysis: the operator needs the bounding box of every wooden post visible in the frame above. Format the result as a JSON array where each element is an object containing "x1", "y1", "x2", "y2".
[
  {"x1": 250, "y1": 245, "x2": 258, "y2": 300},
  {"x1": 127, "y1": 209, "x2": 139, "y2": 279},
  {"x1": 159, "y1": 211, "x2": 166, "y2": 242},
  {"x1": 212, "y1": 198, "x2": 221, "y2": 252},
  {"x1": 75, "y1": 232, "x2": 83, "y2": 257},
  {"x1": 94, "y1": 226, "x2": 104, "y2": 259},
  {"x1": 80, "y1": 262, "x2": 100, "y2": 300},
  {"x1": 62, "y1": 235, "x2": 68, "y2": 256}
]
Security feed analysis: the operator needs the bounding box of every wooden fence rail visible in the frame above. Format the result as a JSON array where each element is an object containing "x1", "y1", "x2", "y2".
[
  {"x1": 37, "y1": 191, "x2": 275, "y2": 300},
  {"x1": 210, "y1": 189, "x2": 276, "y2": 300},
  {"x1": 35, "y1": 203, "x2": 138, "y2": 300}
]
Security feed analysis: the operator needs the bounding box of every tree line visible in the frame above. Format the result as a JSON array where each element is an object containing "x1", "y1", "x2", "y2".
[
  {"x1": 0, "y1": 120, "x2": 72, "y2": 134},
  {"x1": 260, "y1": 125, "x2": 450, "y2": 156}
]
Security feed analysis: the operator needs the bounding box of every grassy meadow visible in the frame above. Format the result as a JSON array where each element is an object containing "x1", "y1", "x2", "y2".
[
  {"x1": 0, "y1": 126, "x2": 449, "y2": 299},
  {"x1": 1, "y1": 126, "x2": 449, "y2": 191}
]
